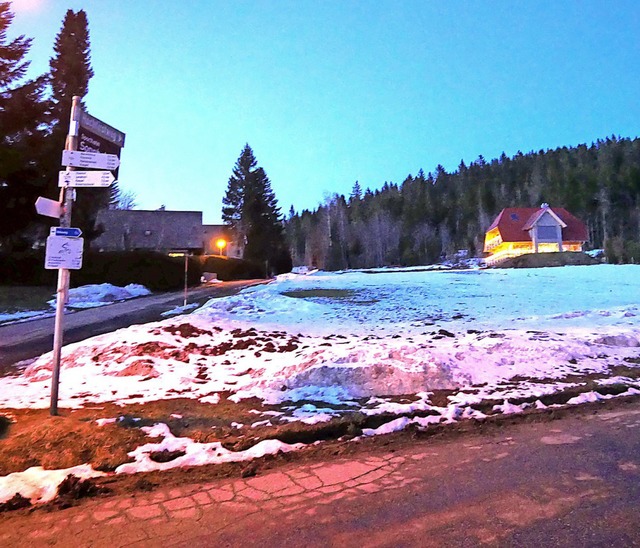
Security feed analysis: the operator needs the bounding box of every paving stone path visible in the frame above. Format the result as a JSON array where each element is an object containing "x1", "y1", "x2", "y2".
[{"x1": 2, "y1": 401, "x2": 640, "y2": 546}]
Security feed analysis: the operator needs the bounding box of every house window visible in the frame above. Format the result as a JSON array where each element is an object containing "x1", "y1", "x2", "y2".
[{"x1": 537, "y1": 226, "x2": 557, "y2": 240}]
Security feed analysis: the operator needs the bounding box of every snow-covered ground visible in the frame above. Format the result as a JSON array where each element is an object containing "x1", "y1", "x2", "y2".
[
  {"x1": 2, "y1": 264, "x2": 640, "y2": 504},
  {"x1": 0, "y1": 283, "x2": 151, "y2": 325}
]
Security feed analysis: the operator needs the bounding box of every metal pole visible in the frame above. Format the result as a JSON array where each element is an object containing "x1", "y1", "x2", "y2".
[
  {"x1": 183, "y1": 253, "x2": 188, "y2": 307},
  {"x1": 50, "y1": 95, "x2": 81, "y2": 416}
]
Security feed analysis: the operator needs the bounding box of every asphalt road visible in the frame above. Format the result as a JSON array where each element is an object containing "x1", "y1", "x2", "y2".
[{"x1": 0, "y1": 280, "x2": 265, "y2": 373}]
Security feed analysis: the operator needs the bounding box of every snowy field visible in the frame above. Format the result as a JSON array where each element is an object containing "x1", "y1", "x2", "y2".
[
  {"x1": 2, "y1": 264, "x2": 640, "y2": 504},
  {"x1": 4, "y1": 264, "x2": 639, "y2": 410}
]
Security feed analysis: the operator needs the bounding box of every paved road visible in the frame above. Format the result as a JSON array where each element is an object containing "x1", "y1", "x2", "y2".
[
  {"x1": 1, "y1": 400, "x2": 640, "y2": 546},
  {"x1": 0, "y1": 280, "x2": 265, "y2": 373}
]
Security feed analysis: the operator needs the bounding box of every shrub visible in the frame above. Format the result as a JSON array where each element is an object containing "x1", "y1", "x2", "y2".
[
  {"x1": 0, "y1": 251, "x2": 267, "y2": 289},
  {"x1": 0, "y1": 252, "x2": 56, "y2": 286},
  {"x1": 199, "y1": 255, "x2": 265, "y2": 281},
  {"x1": 74, "y1": 251, "x2": 202, "y2": 291}
]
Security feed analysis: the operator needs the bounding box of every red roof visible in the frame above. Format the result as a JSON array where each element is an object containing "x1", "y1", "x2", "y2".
[{"x1": 487, "y1": 207, "x2": 588, "y2": 243}]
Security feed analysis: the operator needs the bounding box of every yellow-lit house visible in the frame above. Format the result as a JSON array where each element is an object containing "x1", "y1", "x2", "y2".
[{"x1": 484, "y1": 204, "x2": 588, "y2": 266}]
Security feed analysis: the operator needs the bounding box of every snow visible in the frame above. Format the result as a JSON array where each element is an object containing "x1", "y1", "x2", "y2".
[
  {"x1": 0, "y1": 465, "x2": 104, "y2": 505},
  {"x1": 1, "y1": 264, "x2": 640, "y2": 505},
  {"x1": 0, "y1": 309, "x2": 52, "y2": 324},
  {"x1": 161, "y1": 303, "x2": 199, "y2": 317},
  {"x1": 0, "y1": 283, "x2": 152, "y2": 325},
  {"x1": 2, "y1": 265, "x2": 639, "y2": 412},
  {"x1": 115, "y1": 423, "x2": 303, "y2": 474},
  {"x1": 49, "y1": 283, "x2": 151, "y2": 309}
]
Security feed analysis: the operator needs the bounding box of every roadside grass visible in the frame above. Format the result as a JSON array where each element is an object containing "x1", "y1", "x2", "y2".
[{"x1": 0, "y1": 286, "x2": 53, "y2": 313}]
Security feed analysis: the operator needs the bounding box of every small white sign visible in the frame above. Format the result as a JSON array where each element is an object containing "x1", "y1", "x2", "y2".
[
  {"x1": 58, "y1": 170, "x2": 115, "y2": 188},
  {"x1": 35, "y1": 196, "x2": 62, "y2": 219},
  {"x1": 45, "y1": 235, "x2": 84, "y2": 270},
  {"x1": 61, "y1": 150, "x2": 120, "y2": 170}
]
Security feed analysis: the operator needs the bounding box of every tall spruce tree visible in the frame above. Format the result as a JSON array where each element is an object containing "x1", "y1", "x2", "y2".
[
  {"x1": 222, "y1": 144, "x2": 292, "y2": 274},
  {"x1": 47, "y1": 9, "x2": 104, "y2": 244},
  {"x1": 0, "y1": 2, "x2": 48, "y2": 251},
  {"x1": 49, "y1": 9, "x2": 93, "y2": 134}
]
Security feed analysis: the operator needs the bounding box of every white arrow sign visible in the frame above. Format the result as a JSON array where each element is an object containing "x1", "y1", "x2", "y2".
[
  {"x1": 61, "y1": 150, "x2": 120, "y2": 170},
  {"x1": 35, "y1": 196, "x2": 62, "y2": 218},
  {"x1": 58, "y1": 170, "x2": 116, "y2": 188}
]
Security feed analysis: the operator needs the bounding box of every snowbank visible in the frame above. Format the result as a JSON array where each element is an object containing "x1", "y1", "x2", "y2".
[{"x1": 48, "y1": 283, "x2": 151, "y2": 309}]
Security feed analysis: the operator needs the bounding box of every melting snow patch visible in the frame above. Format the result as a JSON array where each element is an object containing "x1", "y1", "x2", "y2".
[
  {"x1": 115, "y1": 423, "x2": 303, "y2": 474},
  {"x1": 95, "y1": 418, "x2": 117, "y2": 427},
  {"x1": 161, "y1": 303, "x2": 199, "y2": 317},
  {"x1": 492, "y1": 400, "x2": 527, "y2": 414},
  {"x1": 363, "y1": 417, "x2": 412, "y2": 436},
  {"x1": 0, "y1": 465, "x2": 105, "y2": 504}
]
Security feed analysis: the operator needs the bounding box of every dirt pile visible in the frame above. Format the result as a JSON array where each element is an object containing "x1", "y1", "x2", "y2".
[{"x1": 497, "y1": 252, "x2": 599, "y2": 269}]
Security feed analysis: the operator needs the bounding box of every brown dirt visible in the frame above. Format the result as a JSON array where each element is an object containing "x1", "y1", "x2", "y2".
[
  {"x1": 497, "y1": 251, "x2": 599, "y2": 269},
  {"x1": 1, "y1": 393, "x2": 640, "y2": 513}
]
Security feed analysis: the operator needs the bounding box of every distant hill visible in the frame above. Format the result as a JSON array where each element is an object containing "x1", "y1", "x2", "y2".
[{"x1": 287, "y1": 136, "x2": 640, "y2": 269}]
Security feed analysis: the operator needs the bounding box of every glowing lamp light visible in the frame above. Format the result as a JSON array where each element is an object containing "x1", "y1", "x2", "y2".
[{"x1": 216, "y1": 238, "x2": 227, "y2": 256}]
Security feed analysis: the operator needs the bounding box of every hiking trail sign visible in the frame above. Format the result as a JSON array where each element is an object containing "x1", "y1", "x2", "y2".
[
  {"x1": 45, "y1": 235, "x2": 84, "y2": 270},
  {"x1": 61, "y1": 150, "x2": 120, "y2": 170},
  {"x1": 58, "y1": 170, "x2": 115, "y2": 188}
]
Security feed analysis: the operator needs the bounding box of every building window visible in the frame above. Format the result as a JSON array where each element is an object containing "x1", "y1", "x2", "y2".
[
  {"x1": 144, "y1": 230, "x2": 152, "y2": 236},
  {"x1": 537, "y1": 226, "x2": 557, "y2": 240}
]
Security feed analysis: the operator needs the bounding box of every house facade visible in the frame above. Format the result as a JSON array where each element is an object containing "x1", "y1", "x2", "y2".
[
  {"x1": 91, "y1": 210, "x2": 243, "y2": 258},
  {"x1": 92, "y1": 210, "x2": 204, "y2": 254},
  {"x1": 484, "y1": 204, "x2": 588, "y2": 266}
]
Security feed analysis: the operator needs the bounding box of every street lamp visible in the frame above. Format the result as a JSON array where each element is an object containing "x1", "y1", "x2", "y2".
[{"x1": 216, "y1": 238, "x2": 227, "y2": 257}]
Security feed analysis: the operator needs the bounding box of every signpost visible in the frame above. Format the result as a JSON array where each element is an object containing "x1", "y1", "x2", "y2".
[
  {"x1": 62, "y1": 150, "x2": 120, "y2": 170},
  {"x1": 39, "y1": 96, "x2": 125, "y2": 416},
  {"x1": 58, "y1": 170, "x2": 115, "y2": 188}
]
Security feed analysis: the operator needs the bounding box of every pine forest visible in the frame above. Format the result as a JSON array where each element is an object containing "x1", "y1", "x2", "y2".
[{"x1": 286, "y1": 137, "x2": 640, "y2": 269}]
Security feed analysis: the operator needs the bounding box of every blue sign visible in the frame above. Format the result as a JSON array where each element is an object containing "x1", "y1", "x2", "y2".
[{"x1": 51, "y1": 227, "x2": 83, "y2": 238}]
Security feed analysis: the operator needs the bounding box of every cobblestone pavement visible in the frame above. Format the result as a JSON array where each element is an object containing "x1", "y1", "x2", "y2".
[{"x1": 2, "y1": 401, "x2": 640, "y2": 547}]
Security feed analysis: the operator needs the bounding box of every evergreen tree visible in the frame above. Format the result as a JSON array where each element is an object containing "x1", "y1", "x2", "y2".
[
  {"x1": 350, "y1": 180, "x2": 362, "y2": 201},
  {"x1": 47, "y1": 9, "x2": 104, "y2": 244},
  {"x1": 49, "y1": 9, "x2": 93, "y2": 132},
  {"x1": 0, "y1": 2, "x2": 49, "y2": 251},
  {"x1": 222, "y1": 144, "x2": 292, "y2": 274}
]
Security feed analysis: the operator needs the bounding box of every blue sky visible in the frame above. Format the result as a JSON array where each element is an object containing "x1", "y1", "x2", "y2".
[{"x1": 11, "y1": 0, "x2": 640, "y2": 223}]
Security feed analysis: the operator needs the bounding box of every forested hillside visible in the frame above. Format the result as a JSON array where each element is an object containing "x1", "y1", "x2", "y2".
[{"x1": 286, "y1": 136, "x2": 640, "y2": 269}]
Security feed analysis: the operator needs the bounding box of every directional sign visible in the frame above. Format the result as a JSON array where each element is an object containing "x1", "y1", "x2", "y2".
[
  {"x1": 35, "y1": 196, "x2": 62, "y2": 218},
  {"x1": 58, "y1": 170, "x2": 115, "y2": 188},
  {"x1": 50, "y1": 227, "x2": 82, "y2": 238},
  {"x1": 61, "y1": 150, "x2": 120, "y2": 170},
  {"x1": 79, "y1": 111, "x2": 125, "y2": 148},
  {"x1": 45, "y1": 235, "x2": 84, "y2": 270}
]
